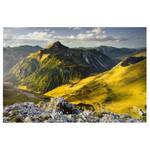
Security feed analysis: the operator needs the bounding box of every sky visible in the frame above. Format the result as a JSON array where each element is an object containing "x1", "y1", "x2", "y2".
[{"x1": 3, "y1": 27, "x2": 146, "y2": 48}]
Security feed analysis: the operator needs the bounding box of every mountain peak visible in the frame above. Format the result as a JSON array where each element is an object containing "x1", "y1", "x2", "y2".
[
  {"x1": 50, "y1": 41, "x2": 69, "y2": 50},
  {"x1": 53, "y1": 41, "x2": 62, "y2": 46}
]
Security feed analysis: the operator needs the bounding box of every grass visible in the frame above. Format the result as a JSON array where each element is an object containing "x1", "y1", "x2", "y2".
[
  {"x1": 4, "y1": 93, "x2": 40, "y2": 107},
  {"x1": 3, "y1": 83, "x2": 42, "y2": 106},
  {"x1": 17, "y1": 85, "x2": 29, "y2": 91},
  {"x1": 5, "y1": 49, "x2": 146, "y2": 119},
  {"x1": 45, "y1": 52, "x2": 146, "y2": 119}
]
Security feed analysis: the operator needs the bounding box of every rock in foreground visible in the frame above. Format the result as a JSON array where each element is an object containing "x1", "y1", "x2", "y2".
[{"x1": 3, "y1": 98, "x2": 143, "y2": 123}]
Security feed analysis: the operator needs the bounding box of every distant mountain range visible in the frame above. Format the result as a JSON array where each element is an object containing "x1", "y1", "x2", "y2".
[
  {"x1": 3, "y1": 43, "x2": 141, "y2": 75},
  {"x1": 3, "y1": 45, "x2": 42, "y2": 74},
  {"x1": 95, "y1": 46, "x2": 138, "y2": 61}
]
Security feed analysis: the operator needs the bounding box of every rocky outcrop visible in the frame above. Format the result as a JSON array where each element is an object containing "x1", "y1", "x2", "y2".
[
  {"x1": 3, "y1": 97, "x2": 143, "y2": 123},
  {"x1": 49, "y1": 41, "x2": 69, "y2": 50}
]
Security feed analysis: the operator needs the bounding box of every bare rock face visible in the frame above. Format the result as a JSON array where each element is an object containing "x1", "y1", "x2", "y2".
[
  {"x1": 3, "y1": 97, "x2": 143, "y2": 123},
  {"x1": 50, "y1": 41, "x2": 69, "y2": 50},
  {"x1": 38, "y1": 97, "x2": 81, "y2": 114}
]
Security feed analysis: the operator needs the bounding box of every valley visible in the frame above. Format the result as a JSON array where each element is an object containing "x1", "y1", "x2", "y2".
[{"x1": 3, "y1": 41, "x2": 146, "y2": 122}]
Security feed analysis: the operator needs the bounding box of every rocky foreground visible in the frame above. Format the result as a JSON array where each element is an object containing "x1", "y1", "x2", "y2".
[{"x1": 3, "y1": 97, "x2": 143, "y2": 123}]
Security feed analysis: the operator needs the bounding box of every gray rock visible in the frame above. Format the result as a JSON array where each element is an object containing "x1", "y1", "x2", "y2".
[
  {"x1": 24, "y1": 116, "x2": 32, "y2": 122},
  {"x1": 3, "y1": 97, "x2": 144, "y2": 123}
]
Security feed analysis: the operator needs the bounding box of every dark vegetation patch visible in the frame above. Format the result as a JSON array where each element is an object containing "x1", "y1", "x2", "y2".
[
  {"x1": 121, "y1": 56, "x2": 145, "y2": 67},
  {"x1": 76, "y1": 103, "x2": 95, "y2": 111}
]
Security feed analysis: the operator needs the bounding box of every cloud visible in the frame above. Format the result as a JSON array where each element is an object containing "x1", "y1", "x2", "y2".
[
  {"x1": 74, "y1": 28, "x2": 104, "y2": 41},
  {"x1": 51, "y1": 30, "x2": 55, "y2": 34},
  {"x1": 3, "y1": 28, "x2": 128, "y2": 47},
  {"x1": 3, "y1": 28, "x2": 15, "y2": 40},
  {"x1": 43, "y1": 28, "x2": 56, "y2": 33},
  {"x1": 52, "y1": 28, "x2": 104, "y2": 41},
  {"x1": 73, "y1": 28, "x2": 128, "y2": 42},
  {"x1": 96, "y1": 36, "x2": 128, "y2": 42},
  {"x1": 3, "y1": 33, "x2": 12, "y2": 40},
  {"x1": 17, "y1": 31, "x2": 53, "y2": 41},
  {"x1": 91, "y1": 28, "x2": 102, "y2": 34},
  {"x1": 3, "y1": 31, "x2": 54, "y2": 47},
  {"x1": 86, "y1": 28, "x2": 103, "y2": 34},
  {"x1": 71, "y1": 27, "x2": 81, "y2": 30}
]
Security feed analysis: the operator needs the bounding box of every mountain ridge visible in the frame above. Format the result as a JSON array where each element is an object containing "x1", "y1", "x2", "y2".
[
  {"x1": 4, "y1": 42, "x2": 117, "y2": 93},
  {"x1": 45, "y1": 50, "x2": 146, "y2": 119},
  {"x1": 3, "y1": 45, "x2": 43, "y2": 74}
]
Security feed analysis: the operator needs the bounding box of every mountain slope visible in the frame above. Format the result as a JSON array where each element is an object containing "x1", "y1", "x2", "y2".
[
  {"x1": 4, "y1": 41, "x2": 117, "y2": 93},
  {"x1": 45, "y1": 51, "x2": 146, "y2": 119},
  {"x1": 3, "y1": 45, "x2": 42, "y2": 74},
  {"x1": 96, "y1": 46, "x2": 138, "y2": 61},
  {"x1": 3, "y1": 82, "x2": 42, "y2": 106}
]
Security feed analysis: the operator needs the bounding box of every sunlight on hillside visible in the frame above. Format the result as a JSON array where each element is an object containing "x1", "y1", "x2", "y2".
[
  {"x1": 27, "y1": 51, "x2": 49, "y2": 62},
  {"x1": 45, "y1": 53, "x2": 146, "y2": 119},
  {"x1": 18, "y1": 85, "x2": 28, "y2": 90},
  {"x1": 40, "y1": 54, "x2": 49, "y2": 62}
]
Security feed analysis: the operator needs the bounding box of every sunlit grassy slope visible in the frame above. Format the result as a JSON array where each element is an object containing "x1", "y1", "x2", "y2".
[{"x1": 45, "y1": 51, "x2": 146, "y2": 118}]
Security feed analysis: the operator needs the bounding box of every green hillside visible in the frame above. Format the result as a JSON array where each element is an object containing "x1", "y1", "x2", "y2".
[
  {"x1": 4, "y1": 41, "x2": 117, "y2": 93},
  {"x1": 45, "y1": 51, "x2": 146, "y2": 119}
]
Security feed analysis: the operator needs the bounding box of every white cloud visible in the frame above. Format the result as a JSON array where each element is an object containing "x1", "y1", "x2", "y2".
[
  {"x1": 51, "y1": 30, "x2": 55, "y2": 34},
  {"x1": 86, "y1": 28, "x2": 103, "y2": 34},
  {"x1": 3, "y1": 28, "x2": 128, "y2": 47},
  {"x1": 17, "y1": 31, "x2": 53, "y2": 41},
  {"x1": 76, "y1": 33, "x2": 94, "y2": 40},
  {"x1": 91, "y1": 27, "x2": 102, "y2": 34},
  {"x1": 76, "y1": 33, "x2": 87, "y2": 40},
  {"x1": 68, "y1": 35, "x2": 75, "y2": 39},
  {"x1": 3, "y1": 31, "x2": 54, "y2": 47},
  {"x1": 74, "y1": 28, "x2": 104, "y2": 41}
]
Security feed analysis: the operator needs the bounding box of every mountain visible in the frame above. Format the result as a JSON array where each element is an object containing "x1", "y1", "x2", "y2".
[
  {"x1": 45, "y1": 50, "x2": 146, "y2": 119},
  {"x1": 4, "y1": 41, "x2": 117, "y2": 93},
  {"x1": 96, "y1": 46, "x2": 138, "y2": 61},
  {"x1": 3, "y1": 45, "x2": 42, "y2": 74}
]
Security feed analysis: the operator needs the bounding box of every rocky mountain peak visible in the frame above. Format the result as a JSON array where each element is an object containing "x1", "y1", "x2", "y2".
[{"x1": 50, "y1": 41, "x2": 69, "y2": 50}]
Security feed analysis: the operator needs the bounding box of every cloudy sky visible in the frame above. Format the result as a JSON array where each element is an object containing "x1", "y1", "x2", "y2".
[{"x1": 3, "y1": 27, "x2": 146, "y2": 48}]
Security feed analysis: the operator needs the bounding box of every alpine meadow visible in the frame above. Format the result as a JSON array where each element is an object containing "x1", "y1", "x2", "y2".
[{"x1": 3, "y1": 27, "x2": 146, "y2": 123}]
